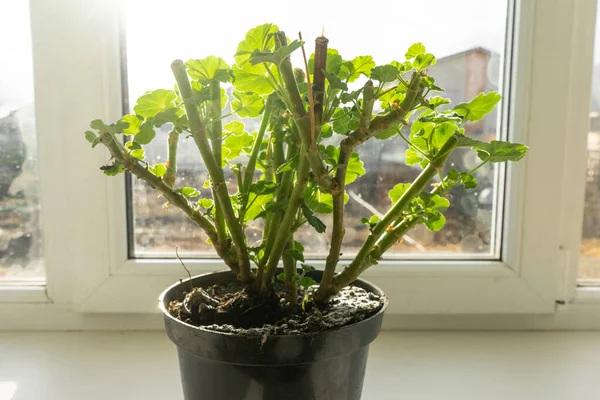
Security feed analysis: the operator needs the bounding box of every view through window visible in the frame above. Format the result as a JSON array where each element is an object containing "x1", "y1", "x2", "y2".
[
  {"x1": 0, "y1": 0, "x2": 44, "y2": 280},
  {"x1": 124, "y1": 0, "x2": 510, "y2": 259},
  {"x1": 580, "y1": 2, "x2": 600, "y2": 283}
]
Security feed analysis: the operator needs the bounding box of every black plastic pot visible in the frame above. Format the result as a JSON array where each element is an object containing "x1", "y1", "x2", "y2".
[{"x1": 159, "y1": 270, "x2": 388, "y2": 400}]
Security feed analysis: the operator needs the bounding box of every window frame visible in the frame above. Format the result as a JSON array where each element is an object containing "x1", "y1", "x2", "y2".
[{"x1": 3, "y1": 0, "x2": 599, "y2": 327}]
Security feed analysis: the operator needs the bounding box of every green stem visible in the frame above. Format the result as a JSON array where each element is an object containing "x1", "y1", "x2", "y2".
[
  {"x1": 171, "y1": 60, "x2": 251, "y2": 281},
  {"x1": 316, "y1": 80, "x2": 375, "y2": 300},
  {"x1": 316, "y1": 135, "x2": 458, "y2": 302},
  {"x1": 261, "y1": 149, "x2": 310, "y2": 290},
  {"x1": 209, "y1": 81, "x2": 228, "y2": 250},
  {"x1": 274, "y1": 31, "x2": 332, "y2": 192},
  {"x1": 261, "y1": 140, "x2": 298, "y2": 267},
  {"x1": 282, "y1": 235, "x2": 298, "y2": 304},
  {"x1": 97, "y1": 130, "x2": 239, "y2": 273},
  {"x1": 243, "y1": 94, "x2": 274, "y2": 194},
  {"x1": 347, "y1": 72, "x2": 422, "y2": 147},
  {"x1": 163, "y1": 129, "x2": 178, "y2": 188}
]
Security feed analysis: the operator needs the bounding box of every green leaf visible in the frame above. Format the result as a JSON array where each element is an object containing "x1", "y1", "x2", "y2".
[
  {"x1": 340, "y1": 88, "x2": 363, "y2": 104},
  {"x1": 235, "y1": 23, "x2": 279, "y2": 67},
  {"x1": 149, "y1": 163, "x2": 167, "y2": 178},
  {"x1": 476, "y1": 140, "x2": 529, "y2": 163},
  {"x1": 431, "y1": 122, "x2": 457, "y2": 149},
  {"x1": 461, "y1": 173, "x2": 478, "y2": 189},
  {"x1": 453, "y1": 92, "x2": 502, "y2": 121},
  {"x1": 244, "y1": 192, "x2": 275, "y2": 222},
  {"x1": 186, "y1": 56, "x2": 231, "y2": 84},
  {"x1": 100, "y1": 162, "x2": 125, "y2": 176},
  {"x1": 249, "y1": 180, "x2": 278, "y2": 195},
  {"x1": 249, "y1": 40, "x2": 304, "y2": 66},
  {"x1": 375, "y1": 126, "x2": 397, "y2": 140},
  {"x1": 411, "y1": 120, "x2": 435, "y2": 139},
  {"x1": 346, "y1": 152, "x2": 365, "y2": 184},
  {"x1": 405, "y1": 148, "x2": 422, "y2": 166},
  {"x1": 231, "y1": 91, "x2": 264, "y2": 118},
  {"x1": 331, "y1": 107, "x2": 360, "y2": 134},
  {"x1": 223, "y1": 131, "x2": 254, "y2": 160},
  {"x1": 276, "y1": 154, "x2": 298, "y2": 174},
  {"x1": 197, "y1": 198, "x2": 213, "y2": 209},
  {"x1": 294, "y1": 241, "x2": 305, "y2": 252},
  {"x1": 284, "y1": 248, "x2": 305, "y2": 262},
  {"x1": 119, "y1": 114, "x2": 143, "y2": 135},
  {"x1": 413, "y1": 53, "x2": 436, "y2": 72},
  {"x1": 135, "y1": 121, "x2": 156, "y2": 145},
  {"x1": 277, "y1": 272, "x2": 285, "y2": 282},
  {"x1": 133, "y1": 89, "x2": 176, "y2": 119},
  {"x1": 322, "y1": 70, "x2": 348, "y2": 91},
  {"x1": 152, "y1": 108, "x2": 185, "y2": 129},
  {"x1": 428, "y1": 96, "x2": 451, "y2": 108},
  {"x1": 405, "y1": 43, "x2": 426, "y2": 59},
  {"x1": 419, "y1": 112, "x2": 463, "y2": 124},
  {"x1": 299, "y1": 276, "x2": 317, "y2": 289},
  {"x1": 85, "y1": 130, "x2": 97, "y2": 143},
  {"x1": 90, "y1": 119, "x2": 129, "y2": 134},
  {"x1": 130, "y1": 148, "x2": 145, "y2": 160},
  {"x1": 179, "y1": 187, "x2": 200, "y2": 198},
  {"x1": 370, "y1": 64, "x2": 399, "y2": 84},
  {"x1": 224, "y1": 121, "x2": 245, "y2": 135},
  {"x1": 301, "y1": 202, "x2": 326, "y2": 233},
  {"x1": 389, "y1": 183, "x2": 411, "y2": 203},
  {"x1": 425, "y1": 213, "x2": 446, "y2": 231},
  {"x1": 361, "y1": 215, "x2": 380, "y2": 232},
  {"x1": 232, "y1": 63, "x2": 274, "y2": 95},
  {"x1": 344, "y1": 56, "x2": 375, "y2": 82}
]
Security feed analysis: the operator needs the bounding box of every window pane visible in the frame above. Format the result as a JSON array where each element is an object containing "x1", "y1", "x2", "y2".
[
  {"x1": 580, "y1": 3, "x2": 600, "y2": 283},
  {"x1": 125, "y1": 0, "x2": 509, "y2": 259},
  {"x1": 0, "y1": 1, "x2": 44, "y2": 279}
]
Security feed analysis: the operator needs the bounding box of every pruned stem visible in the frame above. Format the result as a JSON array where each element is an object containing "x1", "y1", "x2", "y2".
[
  {"x1": 282, "y1": 235, "x2": 298, "y2": 303},
  {"x1": 209, "y1": 81, "x2": 228, "y2": 250},
  {"x1": 313, "y1": 36, "x2": 328, "y2": 127},
  {"x1": 97, "y1": 129, "x2": 239, "y2": 273},
  {"x1": 164, "y1": 129, "x2": 178, "y2": 187},
  {"x1": 261, "y1": 149, "x2": 310, "y2": 290},
  {"x1": 171, "y1": 60, "x2": 251, "y2": 281},
  {"x1": 274, "y1": 31, "x2": 332, "y2": 192}
]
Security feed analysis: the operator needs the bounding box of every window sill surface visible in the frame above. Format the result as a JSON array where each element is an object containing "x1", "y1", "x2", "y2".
[{"x1": 1, "y1": 331, "x2": 599, "y2": 399}]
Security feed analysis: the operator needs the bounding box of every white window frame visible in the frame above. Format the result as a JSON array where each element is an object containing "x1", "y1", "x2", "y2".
[{"x1": 3, "y1": 0, "x2": 600, "y2": 329}]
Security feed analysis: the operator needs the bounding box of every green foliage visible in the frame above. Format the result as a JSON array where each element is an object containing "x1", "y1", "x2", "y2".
[
  {"x1": 186, "y1": 56, "x2": 231, "y2": 84},
  {"x1": 133, "y1": 89, "x2": 176, "y2": 118},
  {"x1": 86, "y1": 23, "x2": 530, "y2": 302},
  {"x1": 453, "y1": 92, "x2": 501, "y2": 121},
  {"x1": 231, "y1": 91, "x2": 264, "y2": 117},
  {"x1": 232, "y1": 63, "x2": 274, "y2": 95},
  {"x1": 234, "y1": 23, "x2": 279, "y2": 67},
  {"x1": 370, "y1": 64, "x2": 399, "y2": 84}
]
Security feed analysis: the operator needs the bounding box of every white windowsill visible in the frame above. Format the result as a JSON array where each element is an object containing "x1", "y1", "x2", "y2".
[{"x1": 1, "y1": 331, "x2": 599, "y2": 399}]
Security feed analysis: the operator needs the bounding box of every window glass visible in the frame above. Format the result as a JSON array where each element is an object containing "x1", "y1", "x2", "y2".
[{"x1": 124, "y1": 0, "x2": 510, "y2": 259}]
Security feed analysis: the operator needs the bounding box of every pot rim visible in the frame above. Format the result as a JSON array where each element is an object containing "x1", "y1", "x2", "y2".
[{"x1": 158, "y1": 269, "x2": 388, "y2": 339}]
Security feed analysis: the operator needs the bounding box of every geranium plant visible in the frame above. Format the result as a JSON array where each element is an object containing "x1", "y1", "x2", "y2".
[{"x1": 85, "y1": 23, "x2": 527, "y2": 307}]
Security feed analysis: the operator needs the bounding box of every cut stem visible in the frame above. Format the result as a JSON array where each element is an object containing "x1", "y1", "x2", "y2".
[
  {"x1": 171, "y1": 60, "x2": 251, "y2": 281},
  {"x1": 261, "y1": 149, "x2": 310, "y2": 290},
  {"x1": 208, "y1": 81, "x2": 228, "y2": 250},
  {"x1": 274, "y1": 31, "x2": 332, "y2": 192}
]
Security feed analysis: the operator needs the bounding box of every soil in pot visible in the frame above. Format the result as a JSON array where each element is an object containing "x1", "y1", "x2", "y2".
[{"x1": 167, "y1": 277, "x2": 385, "y2": 335}]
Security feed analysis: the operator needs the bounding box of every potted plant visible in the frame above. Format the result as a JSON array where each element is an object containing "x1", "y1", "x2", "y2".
[{"x1": 85, "y1": 23, "x2": 527, "y2": 400}]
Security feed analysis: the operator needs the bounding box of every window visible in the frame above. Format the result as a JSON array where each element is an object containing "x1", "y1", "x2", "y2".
[
  {"x1": 124, "y1": 0, "x2": 511, "y2": 259},
  {"x1": 0, "y1": 0, "x2": 44, "y2": 281},
  {"x1": 580, "y1": 1, "x2": 600, "y2": 285},
  {"x1": 1, "y1": 0, "x2": 591, "y2": 321}
]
